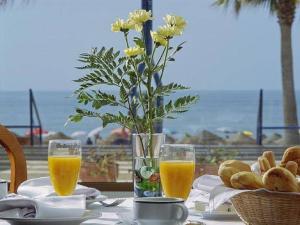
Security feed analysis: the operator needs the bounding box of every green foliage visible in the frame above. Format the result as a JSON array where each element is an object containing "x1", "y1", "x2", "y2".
[{"x1": 69, "y1": 25, "x2": 198, "y2": 137}]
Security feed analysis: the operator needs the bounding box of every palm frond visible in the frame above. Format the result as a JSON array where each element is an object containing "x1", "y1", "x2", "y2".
[
  {"x1": 213, "y1": 0, "x2": 283, "y2": 15},
  {"x1": 213, "y1": 0, "x2": 243, "y2": 15},
  {"x1": 0, "y1": 0, "x2": 8, "y2": 7},
  {"x1": 243, "y1": 0, "x2": 277, "y2": 14}
]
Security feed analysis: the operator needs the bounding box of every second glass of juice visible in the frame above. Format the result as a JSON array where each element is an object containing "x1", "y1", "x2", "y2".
[
  {"x1": 160, "y1": 144, "x2": 195, "y2": 200},
  {"x1": 48, "y1": 140, "x2": 81, "y2": 196}
]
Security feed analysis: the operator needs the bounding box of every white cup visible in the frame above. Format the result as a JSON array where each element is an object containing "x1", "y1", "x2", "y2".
[
  {"x1": 133, "y1": 197, "x2": 189, "y2": 225},
  {"x1": 0, "y1": 180, "x2": 7, "y2": 198}
]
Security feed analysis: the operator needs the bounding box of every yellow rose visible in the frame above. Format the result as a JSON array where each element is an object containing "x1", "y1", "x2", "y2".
[
  {"x1": 151, "y1": 31, "x2": 168, "y2": 46},
  {"x1": 124, "y1": 46, "x2": 145, "y2": 57},
  {"x1": 157, "y1": 25, "x2": 182, "y2": 39},
  {"x1": 164, "y1": 15, "x2": 187, "y2": 30},
  {"x1": 111, "y1": 19, "x2": 134, "y2": 32},
  {"x1": 128, "y1": 10, "x2": 152, "y2": 31}
]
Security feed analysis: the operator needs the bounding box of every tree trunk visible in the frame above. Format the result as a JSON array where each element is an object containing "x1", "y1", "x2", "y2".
[{"x1": 279, "y1": 23, "x2": 300, "y2": 145}]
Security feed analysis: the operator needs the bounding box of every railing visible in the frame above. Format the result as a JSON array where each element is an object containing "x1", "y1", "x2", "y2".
[
  {"x1": 256, "y1": 89, "x2": 300, "y2": 145},
  {"x1": 4, "y1": 89, "x2": 43, "y2": 145},
  {"x1": 0, "y1": 145, "x2": 286, "y2": 182}
]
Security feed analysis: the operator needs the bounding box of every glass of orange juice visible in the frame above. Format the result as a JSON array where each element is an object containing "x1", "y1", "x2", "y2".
[
  {"x1": 48, "y1": 140, "x2": 81, "y2": 196},
  {"x1": 160, "y1": 144, "x2": 195, "y2": 200}
]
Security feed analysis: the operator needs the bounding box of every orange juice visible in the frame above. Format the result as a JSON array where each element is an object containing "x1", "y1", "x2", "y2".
[
  {"x1": 48, "y1": 156, "x2": 81, "y2": 196},
  {"x1": 160, "y1": 160, "x2": 195, "y2": 200}
]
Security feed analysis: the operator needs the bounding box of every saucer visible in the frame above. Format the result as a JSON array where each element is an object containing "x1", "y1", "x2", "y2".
[{"x1": 0, "y1": 209, "x2": 100, "y2": 225}]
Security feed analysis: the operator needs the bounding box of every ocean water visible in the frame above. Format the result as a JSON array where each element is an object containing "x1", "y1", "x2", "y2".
[{"x1": 0, "y1": 90, "x2": 299, "y2": 138}]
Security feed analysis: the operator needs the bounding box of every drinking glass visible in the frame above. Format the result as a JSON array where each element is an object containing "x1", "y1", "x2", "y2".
[
  {"x1": 160, "y1": 144, "x2": 195, "y2": 200},
  {"x1": 48, "y1": 140, "x2": 81, "y2": 196}
]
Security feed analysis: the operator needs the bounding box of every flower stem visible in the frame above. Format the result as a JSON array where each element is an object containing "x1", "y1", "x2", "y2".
[{"x1": 158, "y1": 40, "x2": 170, "y2": 85}]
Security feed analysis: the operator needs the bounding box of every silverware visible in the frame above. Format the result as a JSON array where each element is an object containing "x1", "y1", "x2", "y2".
[{"x1": 99, "y1": 198, "x2": 126, "y2": 207}]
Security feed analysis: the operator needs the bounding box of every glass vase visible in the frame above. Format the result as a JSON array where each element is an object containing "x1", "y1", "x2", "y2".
[{"x1": 132, "y1": 133, "x2": 165, "y2": 197}]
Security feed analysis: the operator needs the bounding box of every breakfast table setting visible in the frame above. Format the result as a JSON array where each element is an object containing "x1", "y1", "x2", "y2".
[
  {"x1": 0, "y1": 176, "x2": 244, "y2": 225},
  {"x1": 0, "y1": 139, "x2": 246, "y2": 225},
  {"x1": 2, "y1": 133, "x2": 300, "y2": 225},
  {"x1": 1, "y1": 138, "x2": 300, "y2": 225}
]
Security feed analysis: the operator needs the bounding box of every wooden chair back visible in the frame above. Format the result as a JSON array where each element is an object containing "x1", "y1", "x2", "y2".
[{"x1": 0, "y1": 125, "x2": 27, "y2": 193}]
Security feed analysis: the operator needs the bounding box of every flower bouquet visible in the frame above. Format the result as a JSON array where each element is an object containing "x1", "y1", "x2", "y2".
[{"x1": 69, "y1": 9, "x2": 198, "y2": 197}]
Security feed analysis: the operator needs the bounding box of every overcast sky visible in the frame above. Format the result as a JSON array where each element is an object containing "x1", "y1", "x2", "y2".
[{"x1": 0, "y1": 0, "x2": 300, "y2": 91}]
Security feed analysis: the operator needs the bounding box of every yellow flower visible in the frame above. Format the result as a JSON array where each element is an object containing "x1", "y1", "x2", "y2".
[
  {"x1": 164, "y1": 15, "x2": 187, "y2": 30},
  {"x1": 157, "y1": 25, "x2": 182, "y2": 39},
  {"x1": 151, "y1": 31, "x2": 168, "y2": 46},
  {"x1": 129, "y1": 9, "x2": 152, "y2": 23},
  {"x1": 124, "y1": 46, "x2": 145, "y2": 57},
  {"x1": 128, "y1": 10, "x2": 152, "y2": 31},
  {"x1": 111, "y1": 19, "x2": 134, "y2": 32}
]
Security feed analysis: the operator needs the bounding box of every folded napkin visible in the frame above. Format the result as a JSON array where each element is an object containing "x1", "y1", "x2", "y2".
[
  {"x1": 193, "y1": 175, "x2": 246, "y2": 211},
  {"x1": 18, "y1": 177, "x2": 101, "y2": 199},
  {"x1": 0, "y1": 177, "x2": 103, "y2": 219},
  {"x1": 0, "y1": 194, "x2": 85, "y2": 219}
]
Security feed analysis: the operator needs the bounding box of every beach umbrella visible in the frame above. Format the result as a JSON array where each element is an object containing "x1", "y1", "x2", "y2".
[
  {"x1": 25, "y1": 128, "x2": 48, "y2": 136},
  {"x1": 227, "y1": 132, "x2": 256, "y2": 145},
  {"x1": 43, "y1": 132, "x2": 71, "y2": 144},
  {"x1": 197, "y1": 130, "x2": 225, "y2": 145},
  {"x1": 216, "y1": 127, "x2": 237, "y2": 134},
  {"x1": 88, "y1": 127, "x2": 103, "y2": 138},
  {"x1": 71, "y1": 131, "x2": 87, "y2": 138},
  {"x1": 263, "y1": 133, "x2": 282, "y2": 145},
  {"x1": 110, "y1": 128, "x2": 131, "y2": 139},
  {"x1": 86, "y1": 127, "x2": 103, "y2": 145},
  {"x1": 71, "y1": 131, "x2": 88, "y2": 143}
]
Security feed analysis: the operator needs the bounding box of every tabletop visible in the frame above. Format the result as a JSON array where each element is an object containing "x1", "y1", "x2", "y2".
[{"x1": 0, "y1": 198, "x2": 244, "y2": 225}]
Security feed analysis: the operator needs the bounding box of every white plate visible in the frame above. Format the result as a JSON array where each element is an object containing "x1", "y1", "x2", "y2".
[
  {"x1": 189, "y1": 209, "x2": 240, "y2": 220},
  {"x1": 86, "y1": 194, "x2": 107, "y2": 204},
  {"x1": 0, "y1": 209, "x2": 100, "y2": 225}
]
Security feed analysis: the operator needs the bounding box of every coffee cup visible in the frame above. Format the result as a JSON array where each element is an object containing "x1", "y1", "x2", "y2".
[{"x1": 133, "y1": 197, "x2": 188, "y2": 225}]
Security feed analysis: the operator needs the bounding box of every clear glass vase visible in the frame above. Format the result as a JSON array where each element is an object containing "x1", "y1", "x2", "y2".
[{"x1": 132, "y1": 133, "x2": 165, "y2": 197}]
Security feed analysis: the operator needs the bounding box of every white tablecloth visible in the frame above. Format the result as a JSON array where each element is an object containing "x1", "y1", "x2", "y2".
[{"x1": 0, "y1": 198, "x2": 244, "y2": 225}]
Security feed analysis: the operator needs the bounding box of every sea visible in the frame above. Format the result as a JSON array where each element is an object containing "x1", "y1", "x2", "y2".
[{"x1": 0, "y1": 90, "x2": 300, "y2": 139}]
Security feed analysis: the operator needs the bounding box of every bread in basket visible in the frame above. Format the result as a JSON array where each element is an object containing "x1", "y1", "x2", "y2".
[{"x1": 218, "y1": 146, "x2": 300, "y2": 225}]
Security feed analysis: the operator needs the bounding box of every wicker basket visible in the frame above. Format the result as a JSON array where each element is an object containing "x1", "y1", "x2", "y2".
[{"x1": 231, "y1": 190, "x2": 300, "y2": 225}]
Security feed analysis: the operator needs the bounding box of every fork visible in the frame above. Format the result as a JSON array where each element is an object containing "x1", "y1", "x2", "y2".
[{"x1": 99, "y1": 198, "x2": 126, "y2": 207}]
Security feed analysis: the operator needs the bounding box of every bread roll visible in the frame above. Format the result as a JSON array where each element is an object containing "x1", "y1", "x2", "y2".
[
  {"x1": 281, "y1": 146, "x2": 300, "y2": 174},
  {"x1": 262, "y1": 151, "x2": 276, "y2": 168},
  {"x1": 262, "y1": 167, "x2": 298, "y2": 192},
  {"x1": 285, "y1": 161, "x2": 298, "y2": 176},
  {"x1": 258, "y1": 156, "x2": 271, "y2": 173},
  {"x1": 218, "y1": 160, "x2": 251, "y2": 187},
  {"x1": 230, "y1": 171, "x2": 264, "y2": 190}
]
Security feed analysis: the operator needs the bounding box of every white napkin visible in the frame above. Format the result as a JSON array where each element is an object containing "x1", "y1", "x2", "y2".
[
  {"x1": 0, "y1": 177, "x2": 103, "y2": 219},
  {"x1": 193, "y1": 175, "x2": 223, "y2": 192},
  {"x1": 18, "y1": 177, "x2": 101, "y2": 199},
  {"x1": 193, "y1": 175, "x2": 248, "y2": 211},
  {"x1": 0, "y1": 194, "x2": 85, "y2": 219}
]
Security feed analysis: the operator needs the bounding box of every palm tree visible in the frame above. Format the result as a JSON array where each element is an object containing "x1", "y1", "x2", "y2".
[
  {"x1": 0, "y1": 0, "x2": 7, "y2": 7},
  {"x1": 215, "y1": 0, "x2": 300, "y2": 145}
]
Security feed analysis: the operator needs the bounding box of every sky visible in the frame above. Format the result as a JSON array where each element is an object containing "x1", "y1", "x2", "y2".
[{"x1": 0, "y1": 0, "x2": 300, "y2": 91}]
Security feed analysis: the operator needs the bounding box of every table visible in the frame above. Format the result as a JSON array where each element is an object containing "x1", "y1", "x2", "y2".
[{"x1": 0, "y1": 198, "x2": 244, "y2": 225}]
